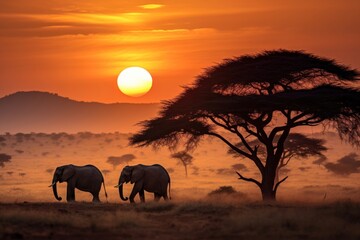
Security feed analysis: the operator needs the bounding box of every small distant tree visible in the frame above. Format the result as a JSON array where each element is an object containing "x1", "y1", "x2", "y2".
[
  {"x1": 102, "y1": 169, "x2": 111, "y2": 176},
  {"x1": 170, "y1": 151, "x2": 194, "y2": 177},
  {"x1": 107, "y1": 154, "x2": 136, "y2": 170},
  {"x1": 78, "y1": 132, "x2": 93, "y2": 139},
  {"x1": 208, "y1": 186, "x2": 237, "y2": 196},
  {"x1": 229, "y1": 133, "x2": 327, "y2": 183},
  {"x1": 0, "y1": 154, "x2": 12, "y2": 168},
  {"x1": 130, "y1": 50, "x2": 359, "y2": 201}
]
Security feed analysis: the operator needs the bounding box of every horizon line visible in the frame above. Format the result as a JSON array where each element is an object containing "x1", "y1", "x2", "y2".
[{"x1": 0, "y1": 90, "x2": 161, "y2": 105}]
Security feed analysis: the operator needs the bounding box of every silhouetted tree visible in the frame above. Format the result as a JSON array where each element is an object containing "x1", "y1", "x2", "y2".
[
  {"x1": 102, "y1": 169, "x2": 111, "y2": 176},
  {"x1": 325, "y1": 153, "x2": 360, "y2": 176},
  {"x1": 229, "y1": 133, "x2": 328, "y2": 183},
  {"x1": 107, "y1": 154, "x2": 136, "y2": 170},
  {"x1": 170, "y1": 151, "x2": 194, "y2": 177},
  {"x1": 0, "y1": 154, "x2": 12, "y2": 168},
  {"x1": 130, "y1": 50, "x2": 360, "y2": 201},
  {"x1": 208, "y1": 186, "x2": 237, "y2": 196}
]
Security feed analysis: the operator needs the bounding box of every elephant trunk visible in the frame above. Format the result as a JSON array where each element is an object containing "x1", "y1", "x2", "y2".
[
  {"x1": 51, "y1": 175, "x2": 62, "y2": 201},
  {"x1": 119, "y1": 182, "x2": 128, "y2": 201}
]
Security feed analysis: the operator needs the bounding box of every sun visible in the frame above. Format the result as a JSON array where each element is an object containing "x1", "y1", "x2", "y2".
[{"x1": 117, "y1": 67, "x2": 153, "y2": 97}]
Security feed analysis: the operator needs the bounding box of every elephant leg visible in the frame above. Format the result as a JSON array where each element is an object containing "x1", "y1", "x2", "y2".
[
  {"x1": 92, "y1": 193, "x2": 100, "y2": 203},
  {"x1": 66, "y1": 183, "x2": 75, "y2": 202},
  {"x1": 154, "y1": 193, "x2": 161, "y2": 202},
  {"x1": 129, "y1": 183, "x2": 141, "y2": 203},
  {"x1": 139, "y1": 189, "x2": 145, "y2": 203},
  {"x1": 163, "y1": 194, "x2": 169, "y2": 201}
]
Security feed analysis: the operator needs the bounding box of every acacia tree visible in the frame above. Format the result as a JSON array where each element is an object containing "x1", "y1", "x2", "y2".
[
  {"x1": 130, "y1": 50, "x2": 360, "y2": 201},
  {"x1": 171, "y1": 151, "x2": 194, "y2": 177},
  {"x1": 107, "y1": 154, "x2": 136, "y2": 170},
  {"x1": 229, "y1": 133, "x2": 328, "y2": 183}
]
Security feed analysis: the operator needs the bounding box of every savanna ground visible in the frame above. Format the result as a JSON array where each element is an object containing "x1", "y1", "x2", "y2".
[
  {"x1": 1, "y1": 200, "x2": 359, "y2": 240},
  {"x1": 0, "y1": 133, "x2": 359, "y2": 239}
]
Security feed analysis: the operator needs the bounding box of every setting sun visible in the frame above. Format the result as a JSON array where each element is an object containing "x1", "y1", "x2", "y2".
[{"x1": 117, "y1": 67, "x2": 153, "y2": 97}]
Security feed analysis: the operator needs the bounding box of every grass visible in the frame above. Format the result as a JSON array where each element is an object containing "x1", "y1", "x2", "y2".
[{"x1": 0, "y1": 201, "x2": 359, "y2": 239}]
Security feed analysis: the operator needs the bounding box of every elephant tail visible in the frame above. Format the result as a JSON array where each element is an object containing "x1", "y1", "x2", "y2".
[
  {"x1": 102, "y1": 178, "x2": 108, "y2": 202},
  {"x1": 168, "y1": 179, "x2": 171, "y2": 200}
]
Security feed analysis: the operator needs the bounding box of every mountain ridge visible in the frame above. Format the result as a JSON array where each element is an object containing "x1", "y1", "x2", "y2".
[{"x1": 0, "y1": 91, "x2": 161, "y2": 133}]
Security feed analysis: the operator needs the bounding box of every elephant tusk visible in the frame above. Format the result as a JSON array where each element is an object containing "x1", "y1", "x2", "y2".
[
  {"x1": 48, "y1": 182, "x2": 55, "y2": 187},
  {"x1": 114, "y1": 183, "x2": 123, "y2": 188}
]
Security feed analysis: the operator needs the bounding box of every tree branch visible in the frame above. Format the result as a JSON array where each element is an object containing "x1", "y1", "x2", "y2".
[
  {"x1": 273, "y1": 176, "x2": 288, "y2": 193},
  {"x1": 269, "y1": 126, "x2": 288, "y2": 141},
  {"x1": 293, "y1": 118, "x2": 324, "y2": 127},
  {"x1": 208, "y1": 115, "x2": 235, "y2": 133},
  {"x1": 235, "y1": 171, "x2": 261, "y2": 187},
  {"x1": 274, "y1": 128, "x2": 290, "y2": 162},
  {"x1": 207, "y1": 132, "x2": 253, "y2": 160},
  {"x1": 208, "y1": 115, "x2": 266, "y2": 173},
  {"x1": 233, "y1": 126, "x2": 257, "y2": 155},
  {"x1": 209, "y1": 115, "x2": 260, "y2": 158},
  {"x1": 283, "y1": 154, "x2": 294, "y2": 167},
  {"x1": 291, "y1": 112, "x2": 308, "y2": 123}
]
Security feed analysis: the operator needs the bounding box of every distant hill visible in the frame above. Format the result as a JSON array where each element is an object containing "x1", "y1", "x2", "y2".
[{"x1": 0, "y1": 91, "x2": 160, "y2": 133}]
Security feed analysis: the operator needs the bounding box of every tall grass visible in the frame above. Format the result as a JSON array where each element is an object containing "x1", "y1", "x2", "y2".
[{"x1": 1, "y1": 201, "x2": 359, "y2": 239}]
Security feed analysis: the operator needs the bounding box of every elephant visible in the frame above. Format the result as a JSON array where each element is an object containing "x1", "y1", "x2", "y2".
[
  {"x1": 49, "y1": 164, "x2": 108, "y2": 202},
  {"x1": 115, "y1": 164, "x2": 171, "y2": 203}
]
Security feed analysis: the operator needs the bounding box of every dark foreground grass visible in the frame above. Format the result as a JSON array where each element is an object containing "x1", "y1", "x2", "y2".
[{"x1": 0, "y1": 201, "x2": 359, "y2": 240}]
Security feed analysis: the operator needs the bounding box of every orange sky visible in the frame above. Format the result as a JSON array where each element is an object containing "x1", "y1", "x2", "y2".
[{"x1": 0, "y1": 0, "x2": 359, "y2": 103}]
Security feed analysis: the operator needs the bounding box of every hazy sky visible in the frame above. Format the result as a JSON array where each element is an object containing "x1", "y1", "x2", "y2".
[{"x1": 1, "y1": 0, "x2": 359, "y2": 103}]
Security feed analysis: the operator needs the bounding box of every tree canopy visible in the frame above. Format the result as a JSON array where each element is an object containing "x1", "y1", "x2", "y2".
[
  {"x1": 107, "y1": 154, "x2": 136, "y2": 170},
  {"x1": 171, "y1": 151, "x2": 194, "y2": 177},
  {"x1": 130, "y1": 50, "x2": 359, "y2": 200}
]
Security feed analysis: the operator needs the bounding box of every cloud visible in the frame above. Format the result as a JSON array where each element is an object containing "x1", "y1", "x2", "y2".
[
  {"x1": 139, "y1": 4, "x2": 164, "y2": 10},
  {"x1": 0, "y1": 13, "x2": 140, "y2": 37},
  {"x1": 325, "y1": 153, "x2": 360, "y2": 176}
]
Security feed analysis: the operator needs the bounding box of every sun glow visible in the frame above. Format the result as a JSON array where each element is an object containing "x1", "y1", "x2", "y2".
[{"x1": 117, "y1": 67, "x2": 153, "y2": 97}]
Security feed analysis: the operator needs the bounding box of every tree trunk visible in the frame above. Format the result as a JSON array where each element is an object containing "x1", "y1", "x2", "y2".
[
  {"x1": 184, "y1": 164, "x2": 188, "y2": 177},
  {"x1": 260, "y1": 184, "x2": 276, "y2": 201},
  {"x1": 260, "y1": 164, "x2": 277, "y2": 201}
]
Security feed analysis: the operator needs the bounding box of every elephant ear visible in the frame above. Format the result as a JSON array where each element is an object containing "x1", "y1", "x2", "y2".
[
  {"x1": 131, "y1": 165, "x2": 144, "y2": 184},
  {"x1": 62, "y1": 165, "x2": 75, "y2": 181}
]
